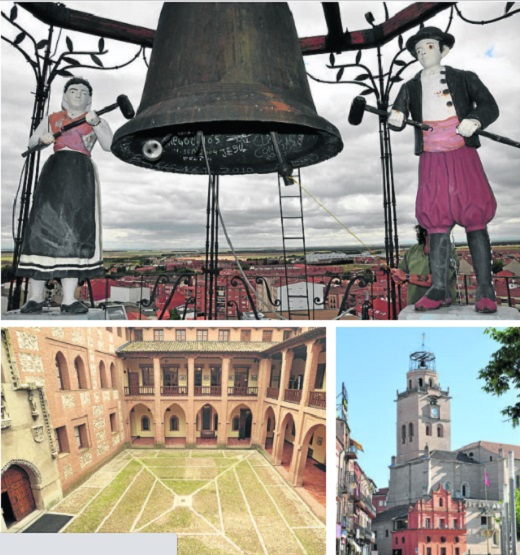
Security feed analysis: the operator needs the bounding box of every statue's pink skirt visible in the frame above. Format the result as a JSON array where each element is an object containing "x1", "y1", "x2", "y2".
[{"x1": 416, "y1": 146, "x2": 496, "y2": 234}]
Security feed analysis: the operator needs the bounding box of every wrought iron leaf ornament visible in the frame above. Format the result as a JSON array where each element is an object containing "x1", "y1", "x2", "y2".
[
  {"x1": 398, "y1": 34, "x2": 404, "y2": 50},
  {"x1": 66, "y1": 35, "x2": 73, "y2": 52},
  {"x1": 14, "y1": 31, "x2": 25, "y2": 45},
  {"x1": 360, "y1": 88, "x2": 376, "y2": 96},
  {"x1": 505, "y1": 2, "x2": 515, "y2": 14},
  {"x1": 35, "y1": 39, "x2": 48, "y2": 50},
  {"x1": 56, "y1": 69, "x2": 74, "y2": 77},
  {"x1": 336, "y1": 67, "x2": 344, "y2": 82},
  {"x1": 354, "y1": 73, "x2": 370, "y2": 81},
  {"x1": 394, "y1": 59, "x2": 406, "y2": 67},
  {"x1": 355, "y1": 50, "x2": 362, "y2": 65},
  {"x1": 9, "y1": 4, "x2": 16, "y2": 21},
  {"x1": 98, "y1": 37, "x2": 105, "y2": 52},
  {"x1": 329, "y1": 52, "x2": 335, "y2": 67},
  {"x1": 63, "y1": 56, "x2": 80, "y2": 66},
  {"x1": 91, "y1": 53, "x2": 103, "y2": 67}
]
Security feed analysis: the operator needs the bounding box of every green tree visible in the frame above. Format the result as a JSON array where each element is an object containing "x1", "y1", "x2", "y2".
[
  {"x1": 478, "y1": 327, "x2": 520, "y2": 427},
  {"x1": 169, "y1": 308, "x2": 181, "y2": 320},
  {"x1": 492, "y1": 259, "x2": 504, "y2": 274}
]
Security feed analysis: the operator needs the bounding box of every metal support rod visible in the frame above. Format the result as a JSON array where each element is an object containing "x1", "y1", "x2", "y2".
[{"x1": 8, "y1": 23, "x2": 55, "y2": 311}]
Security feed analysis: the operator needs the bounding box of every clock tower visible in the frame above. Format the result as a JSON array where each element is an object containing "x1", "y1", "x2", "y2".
[{"x1": 395, "y1": 342, "x2": 451, "y2": 465}]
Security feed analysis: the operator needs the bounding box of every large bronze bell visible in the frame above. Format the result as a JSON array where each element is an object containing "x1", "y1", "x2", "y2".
[{"x1": 111, "y1": 2, "x2": 343, "y2": 175}]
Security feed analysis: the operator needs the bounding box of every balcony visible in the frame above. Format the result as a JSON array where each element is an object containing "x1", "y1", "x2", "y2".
[
  {"x1": 344, "y1": 444, "x2": 359, "y2": 459},
  {"x1": 161, "y1": 386, "x2": 188, "y2": 396},
  {"x1": 284, "y1": 388, "x2": 302, "y2": 403},
  {"x1": 266, "y1": 387, "x2": 279, "y2": 400},
  {"x1": 194, "y1": 386, "x2": 221, "y2": 396},
  {"x1": 124, "y1": 386, "x2": 154, "y2": 396},
  {"x1": 228, "y1": 386, "x2": 258, "y2": 396},
  {"x1": 308, "y1": 390, "x2": 326, "y2": 409}
]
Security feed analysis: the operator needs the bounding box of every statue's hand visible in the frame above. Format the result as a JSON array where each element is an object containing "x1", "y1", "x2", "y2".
[
  {"x1": 387, "y1": 109, "x2": 405, "y2": 129},
  {"x1": 40, "y1": 133, "x2": 55, "y2": 145},
  {"x1": 86, "y1": 111, "x2": 101, "y2": 127},
  {"x1": 457, "y1": 118, "x2": 481, "y2": 138}
]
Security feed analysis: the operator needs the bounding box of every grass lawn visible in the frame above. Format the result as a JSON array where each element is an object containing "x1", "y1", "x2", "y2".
[{"x1": 51, "y1": 448, "x2": 325, "y2": 555}]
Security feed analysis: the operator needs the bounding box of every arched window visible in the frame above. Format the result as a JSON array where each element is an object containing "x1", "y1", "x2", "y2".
[
  {"x1": 170, "y1": 416, "x2": 179, "y2": 431},
  {"x1": 426, "y1": 424, "x2": 431, "y2": 436},
  {"x1": 445, "y1": 481, "x2": 452, "y2": 494},
  {"x1": 55, "y1": 352, "x2": 70, "y2": 390},
  {"x1": 110, "y1": 363, "x2": 117, "y2": 388},
  {"x1": 439, "y1": 497, "x2": 444, "y2": 507},
  {"x1": 233, "y1": 417, "x2": 240, "y2": 431},
  {"x1": 437, "y1": 424, "x2": 443, "y2": 438},
  {"x1": 267, "y1": 417, "x2": 271, "y2": 432},
  {"x1": 141, "y1": 416, "x2": 150, "y2": 431},
  {"x1": 418, "y1": 378, "x2": 423, "y2": 387},
  {"x1": 99, "y1": 361, "x2": 108, "y2": 389},
  {"x1": 75, "y1": 357, "x2": 88, "y2": 389},
  {"x1": 409, "y1": 423, "x2": 414, "y2": 442},
  {"x1": 401, "y1": 425, "x2": 406, "y2": 444},
  {"x1": 408, "y1": 379, "x2": 412, "y2": 390}
]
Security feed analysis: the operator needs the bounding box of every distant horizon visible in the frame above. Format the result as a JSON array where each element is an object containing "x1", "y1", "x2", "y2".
[{"x1": 2, "y1": 239, "x2": 520, "y2": 255}]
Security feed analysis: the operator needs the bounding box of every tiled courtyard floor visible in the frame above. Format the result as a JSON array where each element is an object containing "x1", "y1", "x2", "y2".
[{"x1": 50, "y1": 448, "x2": 326, "y2": 555}]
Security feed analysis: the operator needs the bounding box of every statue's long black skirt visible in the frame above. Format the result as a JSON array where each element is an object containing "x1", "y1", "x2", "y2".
[{"x1": 17, "y1": 150, "x2": 103, "y2": 279}]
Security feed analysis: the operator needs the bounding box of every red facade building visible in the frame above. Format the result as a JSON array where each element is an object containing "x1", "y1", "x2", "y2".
[{"x1": 392, "y1": 484, "x2": 467, "y2": 555}]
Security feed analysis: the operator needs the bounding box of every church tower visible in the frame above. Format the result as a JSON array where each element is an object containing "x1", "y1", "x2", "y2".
[{"x1": 395, "y1": 338, "x2": 451, "y2": 465}]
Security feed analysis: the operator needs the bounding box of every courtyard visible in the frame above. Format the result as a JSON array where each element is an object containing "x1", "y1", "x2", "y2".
[{"x1": 50, "y1": 448, "x2": 326, "y2": 555}]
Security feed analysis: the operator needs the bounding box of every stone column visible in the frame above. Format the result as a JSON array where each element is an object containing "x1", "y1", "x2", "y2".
[
  {"x1": 255, "y1": 358, "x2": 271, "y2": 446},
  {"x1": 186, "y1": 356, "x2": 196, "y2": 446},
  {"x1": 218, "y1": 356, "x2": 229, "y2": 447},
  {"x1": 299, "y1": 340, "x2": 321, "y2": 409},
  {"x1": 153, "y1": 356, "x2": 164, "y2": 446},
  {"x1": 279, "y1": 348, "x2": 294, "y2": 402}
]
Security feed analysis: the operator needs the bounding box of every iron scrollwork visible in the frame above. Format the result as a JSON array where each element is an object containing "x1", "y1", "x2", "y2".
[
  {"x1": 254, "y1": 277, "x2": 281, "y2": 308},
  {"x1": 337, "y1": 270, "x2": 374, "y2": 317},
  {"x1": 231, "y1": 275, "x2": 260, "y2": 320},
  {"x1": 314, "y1": 276, "x2": 341, "y2": 306}
]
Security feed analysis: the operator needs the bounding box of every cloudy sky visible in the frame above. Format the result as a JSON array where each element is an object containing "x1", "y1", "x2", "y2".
[{"x1": 2, "y1": 1, "x2": 519, "y2": 252}]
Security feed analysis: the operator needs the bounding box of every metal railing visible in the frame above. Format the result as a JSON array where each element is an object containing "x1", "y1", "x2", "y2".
[
  {"x1": 284, "y1": 388, "x2": 302, "y2": 403},
  {"x1": 194, "y1": 386, "x2": 221, "y2": 396},
  {"x1": 227, "y1": 386, "x2": 258, "y2": 396},
  {"x1": 308, "y1": 390, "x2": 326, "y2": 408},
  {"x1": 124, "y1": 386, "x2": 154, "y2": 396},
  {"x1": 266, "y1": 387, "x2": 279, "y2": 399},
  {"x1": 161, "y1": 386, "x2": 188, "y2": 396}
]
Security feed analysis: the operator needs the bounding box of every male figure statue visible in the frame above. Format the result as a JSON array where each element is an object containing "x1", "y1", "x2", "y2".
[
  {"x1": 388, "y1": 27, "x2": 499, "y2": 313},
  {"x1": 17, "y1": 78, "x2": 113, "y2": 314}
]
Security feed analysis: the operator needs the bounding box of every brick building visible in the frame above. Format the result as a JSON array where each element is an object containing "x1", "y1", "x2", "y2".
[{"x1": 1, "y1": 326, "x2": 326, "y2": 531}]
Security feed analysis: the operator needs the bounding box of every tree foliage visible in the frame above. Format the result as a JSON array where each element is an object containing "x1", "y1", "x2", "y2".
[{"x1": 478, "y1": 327, "x2": 520, "y2": 427}]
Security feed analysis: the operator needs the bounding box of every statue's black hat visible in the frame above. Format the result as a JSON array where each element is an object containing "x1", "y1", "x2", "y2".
[{"x1": 406, "y1": 26, "x2": 455, "y2": 57}]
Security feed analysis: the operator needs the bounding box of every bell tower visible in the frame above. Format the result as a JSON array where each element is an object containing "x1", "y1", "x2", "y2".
[{"x1": 395, "y1": 338, "x2": 451, "y2": 465}]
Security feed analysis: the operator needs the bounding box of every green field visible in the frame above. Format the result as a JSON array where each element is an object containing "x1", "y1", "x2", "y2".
[{"x1": 51, "y1": 449, "x2": 326, "y2": 555}]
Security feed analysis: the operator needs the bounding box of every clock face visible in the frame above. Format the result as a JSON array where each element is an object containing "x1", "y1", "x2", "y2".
[{"x1": 430, "y1": 405, "x2": 440, "y2": 419}]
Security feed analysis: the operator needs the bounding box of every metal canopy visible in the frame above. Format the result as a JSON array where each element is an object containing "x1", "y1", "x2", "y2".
[{"x1": 19, "y1": 2, "x2": 455, "y2": 55}]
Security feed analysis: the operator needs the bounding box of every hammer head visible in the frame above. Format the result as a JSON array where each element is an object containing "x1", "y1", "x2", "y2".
[
  {"x1": 117, "y1": 95, "x2": 135, "y2": 120},
  {"x1": 348, "y1": 96, "x2": 366, "y2": 126}
]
